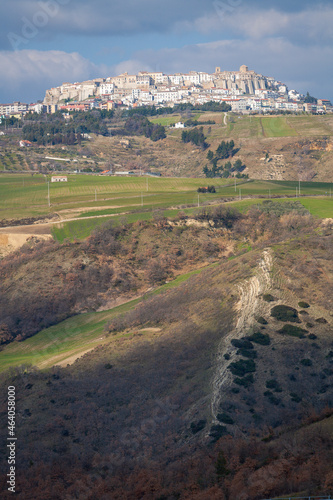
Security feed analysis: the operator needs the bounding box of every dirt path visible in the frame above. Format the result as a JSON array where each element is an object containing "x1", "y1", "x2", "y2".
[{"x1": 210, "y1": 249, "x2": 273, "y2": 420}]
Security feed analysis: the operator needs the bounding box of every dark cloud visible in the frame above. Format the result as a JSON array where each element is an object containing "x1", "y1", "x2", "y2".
[{"x1": 2, "y1": 0, "x2": 333, "y2": 50}]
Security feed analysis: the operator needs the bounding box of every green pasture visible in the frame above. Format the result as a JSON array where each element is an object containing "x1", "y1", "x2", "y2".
[
  {"x1": 150, "y1": 112, "x2": 203, "y2": 127},
  {"x1": 0, "y1": 174, "x2": 230, "y2": 219},
  {"x1": 207, "y1": 113, "x2": 333, "y2": 140},
  {"x1": 150, "y1": 114, "x2": 182, "y2": 126},
  {"x1": 0, "y1": 266, "x2": 209, "y2": 372},
  {"x1": 260, "y1": 116, "x2": 298, "y2": 137},
  {"x1": 299, "y1": 197, "x2": 333, "y2": 218},
  {"x1": 1, "y1": 174, "x2": 332, "y2": 235}
]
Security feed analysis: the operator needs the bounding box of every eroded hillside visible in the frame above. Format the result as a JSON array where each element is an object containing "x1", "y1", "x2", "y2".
[{"x1": 0, "y1": 203, "x2": 332, "y2": 499}]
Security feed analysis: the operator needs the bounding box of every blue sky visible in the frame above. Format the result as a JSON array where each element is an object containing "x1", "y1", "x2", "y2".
[{"x1": 0, "y1": 0, "x2": 332, "y2": 103}]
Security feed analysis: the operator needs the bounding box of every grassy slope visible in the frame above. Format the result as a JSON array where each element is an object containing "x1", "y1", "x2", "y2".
[{"x1": 0, "y1": 266, "x2": 207, "y2": 372}]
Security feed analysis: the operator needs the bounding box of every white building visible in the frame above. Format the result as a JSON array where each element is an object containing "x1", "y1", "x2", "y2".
[{"x1": 51, "y1": 176, "x2": 68, "y2": 182}]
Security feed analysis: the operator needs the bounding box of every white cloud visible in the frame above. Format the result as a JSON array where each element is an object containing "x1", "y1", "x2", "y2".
[
  {"x1": 176, "y1": 6, "x2": 333, "y2": 43},
  {"x1": 0, "y1": 50, "x2": 110, "y2": 102}
]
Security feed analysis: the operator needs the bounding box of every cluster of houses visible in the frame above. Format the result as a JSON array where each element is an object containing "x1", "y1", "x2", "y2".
[{"x1": 1, "y1": 66, "x2": 332, "y2": 120}]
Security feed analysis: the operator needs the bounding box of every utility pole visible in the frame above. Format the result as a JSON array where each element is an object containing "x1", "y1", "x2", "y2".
[
  {"x1": 298, "y1": 179, "x2": 301, "y2": 196},
  {"x1": 198, "y1": 193, "x2": 200, "y2": 207},
  {"x1": 239, "y1": 189, "x2": 242, "y2": 201},
  {"x1": 296, "y1": 187, "x2": 298, "y2": 198},
  {"x1": 141, "y1": 192, "x2": 143, "y2": 207}
]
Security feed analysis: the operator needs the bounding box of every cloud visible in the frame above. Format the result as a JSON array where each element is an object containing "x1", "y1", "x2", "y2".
[
  {"x1": 176, "y1": 6, "x2": 333, "y2": 44},
  {"x1": 0, "y1": 0, "x2": 216, "y2": 49},
  {"x1": 2, "y1": 0, "x2": 332, "y2": 50},
  {"x1": 0, "y1": 50, "x2": 109, "y2": 102}
]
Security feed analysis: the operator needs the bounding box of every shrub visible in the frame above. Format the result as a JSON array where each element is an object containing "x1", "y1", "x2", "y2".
[
  {"x1": 271, "y1": 305, "x2": 300, "y2": 322},
  {"x1": 231, "y1": 338, "x2": 253, "y2": 349},
  {"x1": 298, "y1": 301, "x2": 310, "y2": 308},
  {"x1": 300, "y1": 358, "x2": 313, "y2": 367},
  {"x1": 256, "y1": 316, "x2": 268, "y2": 325},
  {"x1": 224, "y1": 353, "x2": 231, "y2": 360},
  {"x1": 209, "y1": 424, "x2": 228, "y2": 442},
  {"x1": 217, "y1": 413, "x2": 234, "y2": 425},
  {"x1": 308, "y1": 333, "x2": 317, "y2": 340},
  {"x1": 237, "y1": 348, "x2": 257, "y2": 359},
  {"x1": 277, "y1": 324, "x2": 308, "y2": 338},
  {"x1": 228, "y1": 359, "x2": 256, "y2": 377},
  {"x1": 316, "y1": 317, "x2": 328, "y2": 324},
  {"x1": 190, "y1": 420, "x2": 206, "y2": 434},
  {"x1": 247, "y1": 332, "x2": 271, "y2": 345},
  {"x1": 264, "y1": 391, "x2": 281, "y2": 405},
  {"x1": 263, "y1": 294, "x2": 275, "y2": 302},
  {"x1": 306, "y1": 322, "x2": 314, "y2": 328},
  {"x1": 234, "y1": 374, "x2": 254, "y2": 387},
  {"x1": 266, "y1": 379, "x2": 282, "y2": 392},
  {"x1": 290, "y1": 393, "x2": 302, "y2": 403}
]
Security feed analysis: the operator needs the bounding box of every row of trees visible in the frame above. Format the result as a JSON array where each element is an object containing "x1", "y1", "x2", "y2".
[
  {"x1": 204, "y1": 140, "x2": 246, "y2": 177},
  {"x1": 123, "y1": 115, "x2": 166, "y2": 141},
  {"x1": 203, "y1": 159, "x2": 247, "y2": 178},
  {"x1": 22, "y1": 110, "x2": 115, "y2": 144}
]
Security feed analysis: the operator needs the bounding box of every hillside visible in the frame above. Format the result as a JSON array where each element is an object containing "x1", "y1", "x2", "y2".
[
  {"x1": 1, "y1": 113, "x2": 333, "y2": 181},
  {"x1": 0, "y1": 201, "x2": 332, "y2": 499}
]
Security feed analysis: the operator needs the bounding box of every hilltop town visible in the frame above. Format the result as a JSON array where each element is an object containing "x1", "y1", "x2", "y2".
[{"x1": 1, "y1": 65, "x2": 332, "y2": 117}]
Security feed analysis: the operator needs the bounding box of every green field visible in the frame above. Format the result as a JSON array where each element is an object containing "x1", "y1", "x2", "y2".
[
  {"x1": 298, "y1": 197, "x2": 333, "y2": 217},
  {"x1": 150, "y1": 112, "x2": 203, "y2": 126},
  {"x1": 208, "y1": 113, "x2": 333, "y2": 140},
  {"x1": 1, "y1": 174, "x2": 333, "y2": 242},
  {"x1": 0, "y1": 174, "x2": 238, "y2": 219}
]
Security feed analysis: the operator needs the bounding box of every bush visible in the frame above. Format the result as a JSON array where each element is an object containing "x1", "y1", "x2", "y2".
[
  {"x1": 316, "y1": 317, "x2": 328, "y2": 324},
  {"x1": 209, "y1": 424, "x2": 228, "y2": 442},
  {"x1": 190, "y1": 420, "x2": 206, "y2": 434},
  {"x1": 271, "y1": 305, "x2": 300, "y2": 322},
  {"x1": 265, "y1": 379, "x2": 282, "y2": 392},
  {"x1": 247, "y1": 332, "x2": 271, "y2": 345},
  {"x1": 256, "y1": 316, "x2": 268, "y2": 325},
  {"x1": 263, "y1": 294, "x2": 275, "y2": 302},
  {"x1": 298, "y1": 301, "x2": 310, "y2": 308},
  {"x1": 228, "y1": 359, "x2": 256, "y2": 377},
  {"x1": 264, "y1": 391, "x2": 281, "y2": 405},
  {"x1": 277, "y1": 324, "x2": 308, "y2": 338},
  {"x1": 290, "y1": 393, "x2": 302, "y2": 403},
  {"x1": 231, "y1": 338, "x2": 253, "y2": 349},
  {"x1": 217, "y1": 413, "x2": 234, "y2": 425},
  {"x1": 237, "y1": 348, "x2": 257, "y2": 359},
  {"x1": 300, "y1": 358, "x2": 313, "y2": 367},
  {"x1": 234, "y1": 374, "x2": 254, "y2": 387}
]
